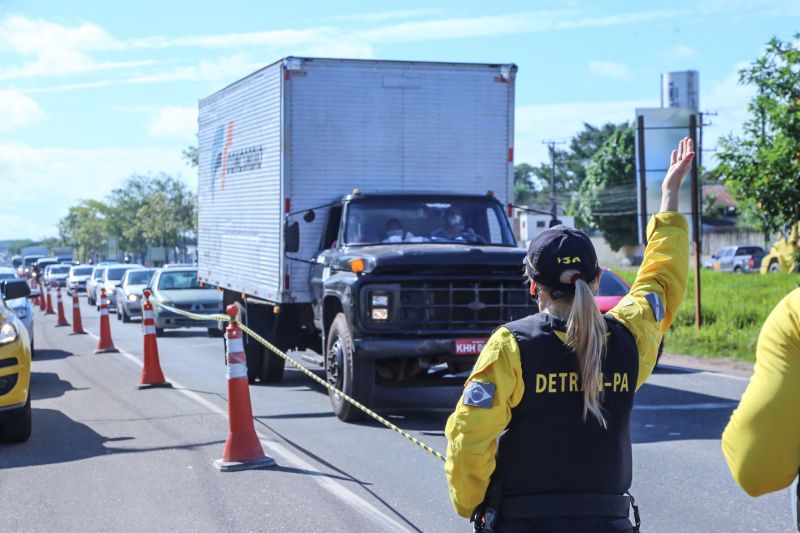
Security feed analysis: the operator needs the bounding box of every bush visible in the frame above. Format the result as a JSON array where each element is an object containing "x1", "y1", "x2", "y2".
[{"x1": 612, "y1": 268, "x2": 799, "y2": 361}]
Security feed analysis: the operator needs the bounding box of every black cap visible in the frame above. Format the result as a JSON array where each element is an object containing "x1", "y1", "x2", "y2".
[{"x1": 524, "y1": 225, "x2": 600, "y2": 297}]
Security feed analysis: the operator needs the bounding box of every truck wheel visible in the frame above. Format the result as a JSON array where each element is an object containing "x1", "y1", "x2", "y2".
[
  {"x1": 325, "y1": 313, "x2": 374, "y2": 422},
  {"x1": 733, "y1": 266, "x2": 742, "y2": 273},
  {"x1": 259, "y1": 344, "x2": 286, "y2": 383},
  {"x1": 768, "y1": 260, "x2": 781, "y2": 273},
  {"x1": 2, "y1": 395, "x2": 31, "y2": 443}
]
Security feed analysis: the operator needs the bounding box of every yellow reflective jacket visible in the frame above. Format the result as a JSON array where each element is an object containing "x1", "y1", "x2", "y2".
[
  {"x1": 722, "y1": 288, "x2": 800, "y2": 496},
  {"x1": 444, "y1": 212, "x2": 689, "y2": 517}
]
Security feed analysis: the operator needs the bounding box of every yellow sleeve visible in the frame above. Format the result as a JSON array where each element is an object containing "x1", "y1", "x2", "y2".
[
  {"x1": 722, "y1": 288, "x2": 800, "y2": 496},
  {"x1": 608, "y1": 212, "x2": 689, "y2": 390},
  {"x1": 444, "y1": 327, "x2": 525, "y2": 518}
]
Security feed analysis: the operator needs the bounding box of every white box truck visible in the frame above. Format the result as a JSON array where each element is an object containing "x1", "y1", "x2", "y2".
[{"x1": 198, "y1": 57, "x2": 534, "y2": 420}]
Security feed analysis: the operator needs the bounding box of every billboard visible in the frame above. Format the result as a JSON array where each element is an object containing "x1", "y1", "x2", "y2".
[{"x1": 634, "y1": 107, "x2": 699, "y2": 243}]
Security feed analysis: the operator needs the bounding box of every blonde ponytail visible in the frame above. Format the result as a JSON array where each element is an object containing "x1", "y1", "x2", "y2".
[{"x1": 545, "y1": 269, "x2": 608, "y2": 427}]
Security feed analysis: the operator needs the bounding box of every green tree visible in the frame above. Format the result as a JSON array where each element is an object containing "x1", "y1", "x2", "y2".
[
  {"x1": 716, "y1": 34, "x2": 800, "y2": 235},
  {"x1": 182, "y1": 145, "x2": 199, "y2": 168},
  {"x1": 58, "y1": 200, "x2": 112, "y2": 261},
  {"x1": 576, "y1": 125, "x2": 638, "y2": 251}
]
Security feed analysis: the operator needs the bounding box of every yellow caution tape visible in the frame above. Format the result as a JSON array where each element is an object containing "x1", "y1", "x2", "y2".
[{"x1": 152, "y1": 301, "x2": 447, "y2": 462}]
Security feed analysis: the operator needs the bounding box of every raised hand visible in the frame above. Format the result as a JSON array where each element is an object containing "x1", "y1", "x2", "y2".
[{"x1": 660, "y1": 137, "x2": 695, "y2": 212}]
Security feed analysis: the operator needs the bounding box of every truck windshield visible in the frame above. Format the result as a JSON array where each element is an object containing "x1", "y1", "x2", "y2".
[{"x1": 343, "y1": 198, "x2": 515, "y2": 246}]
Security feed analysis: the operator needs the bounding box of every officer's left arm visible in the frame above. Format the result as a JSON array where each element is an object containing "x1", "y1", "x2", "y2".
[{"x1": 445, "y1": 327, "x2": 524, "y2": 518}]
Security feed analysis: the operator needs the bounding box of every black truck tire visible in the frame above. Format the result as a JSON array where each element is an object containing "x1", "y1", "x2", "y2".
[
  {"x1": 325, "y1": 313, "x2": 374, "y2": 422},
  {"x1": 258, "y1": 344, "x2": 286, "y2": 383},
  {"x1": 3, "y1": 395, "x2": 31, "y2": 443}
]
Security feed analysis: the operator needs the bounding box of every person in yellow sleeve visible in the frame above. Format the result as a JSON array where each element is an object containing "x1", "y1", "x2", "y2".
[
  {"x1": 445, "y1": 138, "x2": 694, "y2": 532},
  {"x1": 722, "y1": 288, "x2": 800, "y2": 527}
]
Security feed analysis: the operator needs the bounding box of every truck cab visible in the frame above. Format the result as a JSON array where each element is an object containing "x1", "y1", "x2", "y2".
[{"x1": 278, "y1": 191, "x2": 536, "y2": 420}]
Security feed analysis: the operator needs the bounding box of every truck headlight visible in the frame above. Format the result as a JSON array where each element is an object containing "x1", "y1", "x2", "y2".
[
  {"x1": 371, "y1": 308, "x2": 389, "y2": 320},
  {"x1": 13, "y1": 306, "x2": 28, "y2": 320},
  {"x1": 0, "y1": 322, "x2": 18, "y2": 345},
  {"x1": 371, "y1": 294, "x2": 389, "y2": 307},
  {"x1": 370, "y1": 292, "x2": 390, "y2": 320},
  {"x1": 127, "y1": 294, "x2": 139, "y2": 302}
]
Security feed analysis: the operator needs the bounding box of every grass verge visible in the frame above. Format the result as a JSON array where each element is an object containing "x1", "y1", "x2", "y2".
[{"x1": 612, "y1": 268, "x2": 799, "y2": 362}]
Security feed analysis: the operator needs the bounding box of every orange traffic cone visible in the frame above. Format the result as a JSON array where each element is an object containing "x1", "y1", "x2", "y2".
[
  {"x1": 38, "y1": 281, "x2": 47, "y2": 312},
  {"x1": 94, "y1": 287, "x2": 118, "y2": 354},
  {"x1": 138, "y1": 289, "x2": 171, "y2": 389},
  {"x1": 55, "y1": 283, "x2": 69, "y2": 327},
  {"x1": 69, "y1": 287, "x2": 86, "y2": 335},
  {"x1": 213, "y1": 305, "x2": 275, "y2": 472},
  {"x1": 45, "y1": 286, "x2": 55, "y2": 315}
]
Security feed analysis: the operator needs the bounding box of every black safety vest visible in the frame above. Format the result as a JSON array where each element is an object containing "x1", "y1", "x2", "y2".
[{"x1": 495, "y1": 312, "x2": 639, "y2": 497}]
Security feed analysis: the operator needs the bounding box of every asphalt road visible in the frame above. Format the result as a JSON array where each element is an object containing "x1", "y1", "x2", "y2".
[{"x1": 1, "y1": 298, "x2": 795, "y2": 532}]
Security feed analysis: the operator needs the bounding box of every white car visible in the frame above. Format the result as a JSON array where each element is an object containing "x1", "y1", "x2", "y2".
[
  {"x1": 96, "y1": 264, "x2": 144, "y2": 311},
  {"x1": 0, "y1": 267, "x2": 33, "y2": 354},
  {"x1": 67, "y1": 264, "x2": 94, "y2": 293},
  {"x1": 44, "y1": 264, "x2": 70, "y2": 288}
]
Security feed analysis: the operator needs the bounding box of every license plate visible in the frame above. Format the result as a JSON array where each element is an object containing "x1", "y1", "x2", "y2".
[
  {"x1": 455, "y1": 338, "x2": 488, "y2": 355},
  {"x1": 713, "y1": 261, "x2": 720, "y2": 270}
]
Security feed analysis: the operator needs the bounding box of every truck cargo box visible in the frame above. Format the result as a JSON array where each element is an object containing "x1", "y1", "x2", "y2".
[{"x1": 198, "y1": 57, "x2": 516, "y2": 303}]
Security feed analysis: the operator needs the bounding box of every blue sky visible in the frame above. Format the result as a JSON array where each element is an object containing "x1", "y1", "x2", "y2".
[{"x1": 1, "y1": 0, "x2": 798, "y2": 239}]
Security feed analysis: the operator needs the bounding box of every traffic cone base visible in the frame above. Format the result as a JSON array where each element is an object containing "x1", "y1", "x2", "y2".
[
  {"x1": 213, "y1": 455, "x2": 275, "y2": 472},
  {"x1": 69, "y1": 331, "x2": 88, "y2": 336},
  {"x1": 94, "y1": 347, "x2": 119, "y2": 354},
  {"x1": 137, "y1": 382, "x2": 173, "y2": 390}
]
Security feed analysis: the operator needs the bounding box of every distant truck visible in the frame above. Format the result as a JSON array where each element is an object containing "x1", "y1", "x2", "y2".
[
  {"x1": 760, "y1": 222, "x2": 799, "y2": 274},
  {"x1": 197, "y1": 57, "x2": 535, "y2": 420}
]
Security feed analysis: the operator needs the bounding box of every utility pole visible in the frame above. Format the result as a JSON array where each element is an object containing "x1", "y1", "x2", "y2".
[
  {"x1": 698, "y1": 110, "x2": 717, "y2": 172},
  {"x1": 542, "y1": 140, "x2": 565, "y2": 226}
]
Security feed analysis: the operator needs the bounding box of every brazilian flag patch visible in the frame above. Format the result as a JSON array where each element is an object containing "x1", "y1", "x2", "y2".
[{"x1": 463, "y1": 381, "x2": 496, "y2": 408}]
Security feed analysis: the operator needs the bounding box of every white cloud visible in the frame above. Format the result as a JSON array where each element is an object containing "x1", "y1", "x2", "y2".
[
  {"x1": 0, "y1": 90, "x2": 43, "y2": 129},
  {"x1": 0, "y1": 15, "x2": 153, "y2": 79},
  {"x1": 588, "y1": 61, "x2": 632, "y2": 81},
  {"x1": 0, "y1": 143, "x2": 191, "y2": 239},
  {"x1": 515, "y1": 99, "x2": 658, "y2": 165},
  {"x1": 149, "y1": 106, "x2": 198, "y2": 141}
]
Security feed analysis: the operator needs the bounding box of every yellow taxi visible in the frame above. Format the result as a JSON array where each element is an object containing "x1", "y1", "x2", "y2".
[{"x1": 0, "y1": 279, "x2": 32, "y2": 442}]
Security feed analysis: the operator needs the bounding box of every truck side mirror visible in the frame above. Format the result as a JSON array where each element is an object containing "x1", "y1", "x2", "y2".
[
  {"x1": 1, "y1": 279, "x2": 31, "y2": 301},
  {"x1": 303, "y1": 210, "x2": 316, "y2": 223},
  {"x1": 285, "y1": 221, "x2": 300, "y2": 253}
]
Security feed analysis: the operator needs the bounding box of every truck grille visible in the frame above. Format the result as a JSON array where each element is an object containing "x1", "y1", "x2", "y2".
[{"x1": 396, "y1": 280, "x2": 534, "y2": 330}]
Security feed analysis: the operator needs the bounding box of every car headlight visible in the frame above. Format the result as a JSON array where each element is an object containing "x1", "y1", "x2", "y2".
[
  {"x1": 127, "y1": 294, "x2": 139, "y2": 302},
  {"x1": 13, "y1": 306, "x2": 28, "y2": 320},
  {"x1": 371, "y1": 308, "x2": 389, "y2": 320},
  {"x1": 0, "y1": 322, "x2": 18, "y2": 345}
]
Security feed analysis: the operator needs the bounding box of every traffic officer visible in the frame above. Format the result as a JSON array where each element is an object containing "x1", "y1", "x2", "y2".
[
  {"x1": 445, "y1": 138, "x2": 694, "y2": 532},
  {"x1": 722, "y1": 288, "x2": 800, "y2": 528}
]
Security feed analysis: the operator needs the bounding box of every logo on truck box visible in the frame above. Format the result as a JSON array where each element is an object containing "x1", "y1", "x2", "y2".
[{"x1": 211, "y1": 120, "x2": 265, "y2": 195}]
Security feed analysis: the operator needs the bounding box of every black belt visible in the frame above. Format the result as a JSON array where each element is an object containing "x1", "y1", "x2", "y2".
[{"x1": 500, "y1": 493, "x2": 632, "y2": 520}]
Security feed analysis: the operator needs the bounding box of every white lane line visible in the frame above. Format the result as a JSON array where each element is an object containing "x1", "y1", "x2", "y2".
[
  {"x1": 84, "y1": 329, "x2": 408, "y2": 533},
  {"x1": 635, "y1": 402, "x2": 738, "y2": 411},
  {"x1": 658, "y1": 364, "x2": 751, "y2": 382}
]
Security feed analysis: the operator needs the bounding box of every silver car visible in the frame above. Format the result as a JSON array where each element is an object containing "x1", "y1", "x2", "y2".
[
  {"x1": 0, "y1": 267, "x2": 33, "y2": 354},
  {"x1": 149, "y1": 268, "x2": 223, "y2": 336},
  {"x1": 115, "y1": 268, "x2": 155, "y2": 322},
  {"x1": 96, "y1": 264, "x2": 144, "y2": 311}
]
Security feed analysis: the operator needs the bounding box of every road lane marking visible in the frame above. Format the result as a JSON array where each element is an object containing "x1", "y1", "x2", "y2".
[
  {"x1": 84, "y1": 329, "x2": 409, "y2": 533},
  {"x1": 634, "y1": 402, "x2": 738, "y2": 411}
]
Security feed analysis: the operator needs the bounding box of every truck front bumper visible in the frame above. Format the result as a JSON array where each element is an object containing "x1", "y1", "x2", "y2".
[{"x1": 354, "y1": 337, "x2": 483, "y2": 360}]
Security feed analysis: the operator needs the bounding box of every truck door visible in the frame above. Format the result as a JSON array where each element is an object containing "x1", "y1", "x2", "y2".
[{"x1": 310, "y1": 205, "x2": 343, "y2": 323}]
